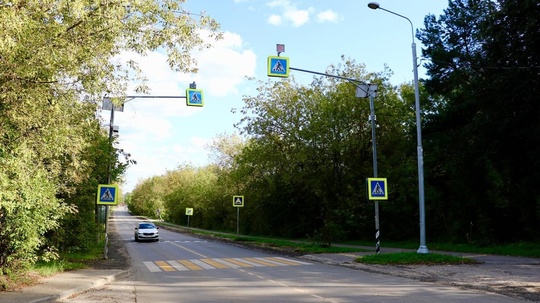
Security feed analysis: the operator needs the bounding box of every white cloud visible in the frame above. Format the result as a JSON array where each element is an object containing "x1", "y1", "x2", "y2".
[
  {"x1": 115, "y1": 30, "x2": 256, "y2": 100},
  {"x1": 284, "y1": 7, "x2": 313, "y2": 27},
  {"x1": 266, "y1": 0, "x2": 313, "y2": 27},
  {"x1": 104, "y1": 30, "x2": 257, "y2": 191},
  {"x1": 266, "y1": 0, "x2": 337, "y2": 27},
  {"x1": 316, "y1": 9, "x2": 339, "y2": 23},
  {"x1": 267, "y1": 14, "x2": 282, "y2": 26},
  {"x1": 191, "y1": 31, "x2": 257, "y2": 96}
]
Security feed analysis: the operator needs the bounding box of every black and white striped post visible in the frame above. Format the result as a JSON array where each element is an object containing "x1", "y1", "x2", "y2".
[{"x1": 358, "y1": 84, "x2": 381, "y2": 254}]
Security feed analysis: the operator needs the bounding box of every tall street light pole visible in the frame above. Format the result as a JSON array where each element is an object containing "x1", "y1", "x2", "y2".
[{"x1": 367, "y1": 2, "x2": 428, "y2": 254}]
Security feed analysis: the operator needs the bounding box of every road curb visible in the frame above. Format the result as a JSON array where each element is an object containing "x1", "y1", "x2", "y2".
[{"x1": 28, "y1": 270, "x2": 130, "y2": 303}]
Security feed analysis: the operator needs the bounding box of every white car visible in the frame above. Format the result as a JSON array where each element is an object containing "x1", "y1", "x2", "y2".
[{"x1": 134, "y1": 222, "x2": 159, "y2": 242}]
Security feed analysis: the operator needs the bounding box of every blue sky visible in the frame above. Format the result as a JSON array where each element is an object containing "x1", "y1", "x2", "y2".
[{"x1": 102, "y1": 0, "x2": 449, "y2": 192}]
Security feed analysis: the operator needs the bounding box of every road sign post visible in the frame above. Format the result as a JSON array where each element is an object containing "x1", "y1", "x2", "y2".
[
  {"x1": 233, "y1": 196, "x2": 244, "y2": 235},
  {"x1": 367, "y1": 178, "x2": 388, "y2": 254},
  {"x1": 186, "y1": 208, "x2": 193, "y2": 227}
]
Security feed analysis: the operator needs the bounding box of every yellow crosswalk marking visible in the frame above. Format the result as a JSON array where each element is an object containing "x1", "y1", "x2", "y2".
[
  {"x1": 178, "y1": 259, "x2": 203, "y2": 270},
  {"x1": 243, "y1": 257, "x2": 278, "y2": 267},
  {"x1": 155, "y1": 261, "x2": 175, "y2": 272},
  {"x1": 221, "y1": 258, "x2": 254, "y2": 267},
  {"x1": 200, "y1": 258, "x2": 229, "y2": 269},
  {"x1": 143, "y1": 257, "x2": 312, "y2": 272}
]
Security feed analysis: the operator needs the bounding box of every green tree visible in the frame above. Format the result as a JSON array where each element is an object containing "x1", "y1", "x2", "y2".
[
  {"x1": 129, "y1": 58, "x2": 422, "y2": 244},
  {"x1": 233, "y1": 58, "x2": 415, "y2": 241},
  {"x1": 418, "y1": 0, "x2": 540, "y2": 243},
  {"x1": 130, "y1": 175, "x2": 168, "y2": 218},
  {"x1": 1, "y1": 0, "x2": 220, "y2": 274},
  {"x1": 207, "y1": 134, "x2": 247, "y2": 230}
]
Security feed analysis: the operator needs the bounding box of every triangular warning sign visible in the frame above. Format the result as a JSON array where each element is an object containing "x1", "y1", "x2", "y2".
[
  {"x1": 372, "y1": 182, "x2": 385, "y2": 195},
  {"x1": 101, "y1": 189, "x2": 114, "y2": 201},
  {"x1": 272, "y1": 60, "x2": 285, "y2": 72},
  {"x1": 233, "y1": 195, "x2": 244, "y2": 207}
]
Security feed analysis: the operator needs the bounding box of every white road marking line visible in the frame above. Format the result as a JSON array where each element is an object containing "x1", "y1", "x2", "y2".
[
  {"x1": 166, "y1": 241, "x2": 208, "y2": 258},
  {"x1": 142, "y1": 256, "x2": 313, "y2": 272},
  {"x1": 166, "y1": 260, "x2": 189, "y2": 271},
  {"x1": 189, "y1": 259, "x2": 216, "y2": 270},
  {"x1": 233, "y1": 258, "x2": 265, "y2": 267},
  {"x1": 143, "y1": 261, "x2": 161, "y2": 272},
  {"x1": 209, "y1": 258, "x2": 241, "y2": 268},
  {"x1": 257, "y1": 257, "x2": 293, "y2": 266}
]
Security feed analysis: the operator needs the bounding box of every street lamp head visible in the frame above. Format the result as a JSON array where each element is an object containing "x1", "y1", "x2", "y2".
[{"x1": 367, "y1": 2, "x2": 380, "y2": 10}]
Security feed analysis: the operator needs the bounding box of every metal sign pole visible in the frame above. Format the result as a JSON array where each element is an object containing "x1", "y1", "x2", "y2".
[
  {"x1": 369, "y1": 93, "x2": 380, "y2": 254},
  {"x1": 269, "y1": 53, "x2": 385, "y2": 253},
  {"x1": 236, "y1": 208, "x2": 240, "y2": 235}
]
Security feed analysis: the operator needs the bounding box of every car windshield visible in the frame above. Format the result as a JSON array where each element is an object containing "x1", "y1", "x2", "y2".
[{"x1": 139, "y1": 223, "x2": 155, "y2": 229}]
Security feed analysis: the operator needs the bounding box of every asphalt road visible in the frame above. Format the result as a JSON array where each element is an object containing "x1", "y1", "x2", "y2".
[{"x1": 62, "y1": 208, "x2": 527, "y2": 303}]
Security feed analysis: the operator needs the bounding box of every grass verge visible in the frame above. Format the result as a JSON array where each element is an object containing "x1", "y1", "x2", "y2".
[
  {"x1": 1, "y1": 243, "x2": 104, "y2": 291},
  {"x1": 158, "y1": 223, "x2": 369, "y2": 254},
  {"x1": 356, "y1": 252, "x2": 479, "y2": 265},
  {"x1": 341, "y1": 240, "x2": 540, "y2": 258},
  {"x1": 158, "y1": 222, "x2": 540, "y2": 258}
]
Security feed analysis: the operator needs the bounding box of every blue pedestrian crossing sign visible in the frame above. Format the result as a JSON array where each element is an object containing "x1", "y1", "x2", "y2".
[
  {"x1": 267, "y1": 56, "x2": 290, "y2": 77},
  {"x1": 233, "y1": 195, "x2": 244, "y2": 207},
  {"x1": 97, "y1": 184, "x2": 119, "y2": 205},
  {"x1": 367, "y1": 178, "x2": 388, "y2": 200},
  {"x1": 186, "y1": 88, "x2": 204, "y2": 107}
]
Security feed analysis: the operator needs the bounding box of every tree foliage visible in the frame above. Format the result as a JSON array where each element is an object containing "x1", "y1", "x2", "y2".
[
  {"x1": 419, "y1": 0, "x2": 540, "y2": 243},
  {"x1": 231, "y1": 59, "x2": 417, "y2": 240},
  {"x1": 130, "y1": 58, "x2": 420, "y2": 243},
  {"x1": 1, "y1": 0, "x2": 220, "y2": 274},
  {"x1": 128, "y1": 0, "x2": 539, "y2": 248}
]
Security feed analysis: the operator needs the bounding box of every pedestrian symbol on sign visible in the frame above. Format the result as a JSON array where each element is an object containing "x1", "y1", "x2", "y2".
[
  {"x1": 101, "y1": 189, "x2": 114, "y2": 201},
  {"x1": 372, "y1": 182, "x2": 385, "y2": 196},
  {"x1": 272, "y1": 60, "x2": 285, "y2": 72}
]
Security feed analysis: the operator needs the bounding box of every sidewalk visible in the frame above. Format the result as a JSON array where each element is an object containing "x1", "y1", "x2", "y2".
[{"x1": 0, "y1": 269, "x2": 128, "y2": 303}]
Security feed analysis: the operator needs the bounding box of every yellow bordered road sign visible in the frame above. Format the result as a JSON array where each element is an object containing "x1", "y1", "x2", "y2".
[
  {"x1": 97, "y1": 184, "x2": 119, "y2": 205},
  {"x1": 267, "y1": 56, "x2": 289, "y2": 77},
  {"x1": 233, "y1": 195, "x2": 244, "y2": 207},
  {"x1": 367, "y1": 178, "x2": 388, "y2": 200},
  {"x1": 186, "y1": 88, "x2": 204, "y2": 106}
]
